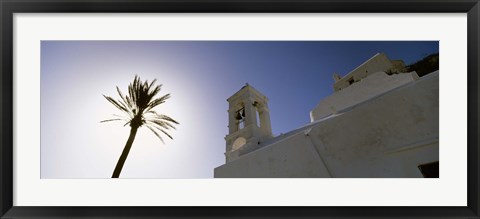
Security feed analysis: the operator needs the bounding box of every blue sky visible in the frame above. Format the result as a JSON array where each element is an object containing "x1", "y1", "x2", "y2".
[{"x1": 41, "y1": 41, "x2": 438, "y2": 178}]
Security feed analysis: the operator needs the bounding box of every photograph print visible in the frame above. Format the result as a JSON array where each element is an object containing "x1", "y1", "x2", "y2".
[{"x1": 40, "y1": 41, "x2": 439, "y2": 178}]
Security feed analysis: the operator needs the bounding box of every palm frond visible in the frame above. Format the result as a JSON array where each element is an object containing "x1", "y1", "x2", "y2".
[
  {"x1": 156, "y1": 126, "x2": 174, "y2": 140},
  {"x1": 103, "y1": 95, "x2": 129, "y2": 113},
  {"x1": 116, "y1": 86, "x2": 130, "y2": 111},
  {"x1": 149, "y1": 79, "x2": 158, "y2": 90},
  {"x1": 147, "y1": 122, "x2": 174, "y2": 140},
  {"x1": 151, "y1": 119, "x2": 176, "y2": 130},
  {"x1": 102, "y1": 75, "x2": 179, "y2": 143},
  {"x1": 148, "y1": 84, "x2": 161, "y2": 99},
  {"x1": 143, "y1": 111, "x2": 179, "y2": 125},
  {"x1": 158, "y1": 114, "x2": 179, "y2": 125},
  {"x1": 145, "y1": 94, "x2": 170, "y2": 112},
  {"x1": 145, "y1": 125, "x2": 165, "y2": 143},
  {"x1": 100, "y1": 118, "x2": 123, "y2": 123},
  {"x1": 125, "y1": 95, "x2": 135, "y2": 113}
]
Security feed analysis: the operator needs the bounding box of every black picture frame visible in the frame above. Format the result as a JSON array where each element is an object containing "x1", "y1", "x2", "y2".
[{"x1": 1, "y1": 0, "x2": 478, "y2": 218}]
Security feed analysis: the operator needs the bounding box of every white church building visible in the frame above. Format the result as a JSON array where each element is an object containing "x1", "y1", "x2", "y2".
[{"x1": 214, "y1": 53, "x2": 439, "y2": 178}]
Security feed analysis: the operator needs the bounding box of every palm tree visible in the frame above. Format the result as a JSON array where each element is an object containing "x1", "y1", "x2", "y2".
[{"x1": 102, "y1": 75, "x2": 179, "y2": 178}]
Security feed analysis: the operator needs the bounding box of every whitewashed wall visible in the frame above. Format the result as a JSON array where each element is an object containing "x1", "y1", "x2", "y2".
[
  {"x1": 308, "y1": 71, "x2": 439, "y2": 177},
  {"x1": 214, "y1": 71, "x2": 439, "y2": 178},
  {"x1": 333, "y1": 53, "x2": 395, "y2": 91},
  {"x1": 310, "y1": 71, "x2": 419, "y2": 121}
]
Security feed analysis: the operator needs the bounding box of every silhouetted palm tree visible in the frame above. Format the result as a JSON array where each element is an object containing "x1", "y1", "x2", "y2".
[{"x1": 102, "y1": 75, "x2": 179, "y2": 178}]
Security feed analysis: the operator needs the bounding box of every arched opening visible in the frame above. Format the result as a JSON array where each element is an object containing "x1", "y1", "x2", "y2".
[
  {"x1": 234, "y1": 102, "x2": 246, "y2": 130},
  {"x1": 256, "y1": 108, "x2": 260, "y2": 128}
]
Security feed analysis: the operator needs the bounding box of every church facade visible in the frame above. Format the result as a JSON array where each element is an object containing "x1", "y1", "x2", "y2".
[{"x1": 214, "y1": 53, "x2": 439, "y2": 178}]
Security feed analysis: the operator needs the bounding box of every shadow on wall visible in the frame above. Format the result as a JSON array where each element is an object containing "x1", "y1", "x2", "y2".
[{"x1": 406, "y1": 53, "x2": 439, "y2": 77}]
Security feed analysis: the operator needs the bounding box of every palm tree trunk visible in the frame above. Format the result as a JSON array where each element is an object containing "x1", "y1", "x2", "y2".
[{"x1": 112, "y1": 126, "x2": 139, "y2": 178}]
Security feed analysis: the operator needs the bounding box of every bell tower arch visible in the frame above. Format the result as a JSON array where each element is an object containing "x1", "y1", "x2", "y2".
[{"x1": 225, "y1": 83, "x2": 273, "y2": 162}]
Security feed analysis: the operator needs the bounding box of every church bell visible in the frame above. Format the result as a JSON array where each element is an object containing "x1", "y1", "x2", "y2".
[{"x1": 235, "y1": 108, "x2": 245, "y2": 120}]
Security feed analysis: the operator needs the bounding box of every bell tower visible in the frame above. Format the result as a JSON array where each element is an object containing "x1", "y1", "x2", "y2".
[{"x1": 224, "y1": 83, "x2": 273, "y2": 162}]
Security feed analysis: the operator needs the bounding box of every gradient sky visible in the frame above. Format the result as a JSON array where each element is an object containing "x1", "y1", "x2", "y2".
[{"x1": 41, "y1": 41, "x2": 439, "y2": 178}]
